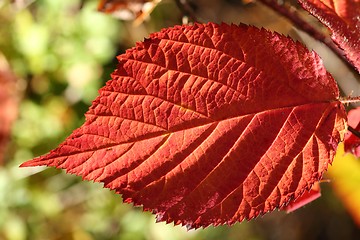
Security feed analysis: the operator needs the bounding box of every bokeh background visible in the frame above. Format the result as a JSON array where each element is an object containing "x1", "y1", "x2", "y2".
[{"x1": 0, "y1": 0, "x2": 360, "y2": 239}]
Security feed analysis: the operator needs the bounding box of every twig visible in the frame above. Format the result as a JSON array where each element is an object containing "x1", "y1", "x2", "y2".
[
  {"x1": 79, "y1": 0, "x2": 85, "y2": 10},
  {"x1": 257, "y1": 0, "x2": 349, "y2": 66},
  {"x1": 348, "y1": 126, "x2": 360, "y2": 139},
  {"x1": 174, "y1": 0, "x2": 199, "y2": 22}
]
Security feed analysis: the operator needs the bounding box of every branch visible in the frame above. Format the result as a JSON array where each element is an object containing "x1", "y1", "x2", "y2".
[
  {"x1": 174, "y1": 0, "x2": 199, "y2": 22},
  {"x1": 348, "y1": 126, "x2": 360, "y2": 139},
  {"x1": 257, "y1": 0, "x2": 349, "y2": 66}
]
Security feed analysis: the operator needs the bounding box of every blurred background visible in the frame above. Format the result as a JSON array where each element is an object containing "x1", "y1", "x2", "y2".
[{"x1": 0, "y1": 0, "x2": 360, "y2": 239}]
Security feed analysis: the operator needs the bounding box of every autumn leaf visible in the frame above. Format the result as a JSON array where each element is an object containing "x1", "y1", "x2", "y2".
[
  {"x1": 327, "y1": 143, "x2": 360, "y2": 226},
  {"x1": 98, "y1": 0, "x2": 160, "y2": 24},
  {"x1": 98, "y1": 0, "x2": 151, "y2": 14},
  {"x1": 344, "y1": 107, "x2": 360, "y2": 157},
  {"x1": 0, "y1": 59, "x2": 18, "y2": 165},
  {"x1": 283, "y1": 182, "x2": 321, "y2": 213},
  {"x1": 298, "y1": 0, "x2": 360, "y2": 73},
  {"x1": 21, "y1": 23, "x2": 346, "y2": 229}
]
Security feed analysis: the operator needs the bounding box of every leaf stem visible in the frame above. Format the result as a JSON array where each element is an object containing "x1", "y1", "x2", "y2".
[
  {"x1": 257, "y1": 0, "x2": 350, "y2": 66},
  {"x1": 339, "y1": 96, "x2": 360, "y2": 104}
]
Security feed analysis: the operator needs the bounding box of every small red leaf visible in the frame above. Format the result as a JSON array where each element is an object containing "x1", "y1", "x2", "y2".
[
  {"x1": 284, "y1": 182, "x2": 321, "y2": 213},
  {"x1": 21, "y1": 23, "x2": 346, "y2": 229},
  {"x1": 0, "y1": 65, "x2": 18, "y2": 164},
  {"x1": 298, "y1": 0, "x2": 360, "y2": 73},
  {"x1": 344, "y1": 107, "x2": 360, "y2": 157}
]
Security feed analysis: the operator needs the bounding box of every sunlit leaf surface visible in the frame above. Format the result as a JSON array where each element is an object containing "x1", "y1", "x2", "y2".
[{"x1": 21, "y1": 23, "x2": 346, "y2": 229}]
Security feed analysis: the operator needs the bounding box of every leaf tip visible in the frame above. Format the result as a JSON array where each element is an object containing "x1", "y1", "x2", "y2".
[{"x1": 19, "y1": 156, "x2": 50, "y2": 168}]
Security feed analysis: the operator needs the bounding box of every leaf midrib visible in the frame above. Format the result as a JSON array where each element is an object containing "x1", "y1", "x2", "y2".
[{"x1": 62, "y1": 100, "x2": 336, "y2": 159}]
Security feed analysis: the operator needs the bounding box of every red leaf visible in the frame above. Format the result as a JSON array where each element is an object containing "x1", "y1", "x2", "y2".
[
  {"x1": 284, "y1": 182, "x2": 321, "y2": 213},
  {"x1": 344, "y1": 107, "x2": 360, "y2": 157},
  {"x1": 0, "y1": 64, "x2": 18, "y2": 165},
  {"x1": 298, "y1": 0, "x2": 360, "y2": 73},
  {"x1": 21, "y1": 23, "x2": 346, "y2": 229}
]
